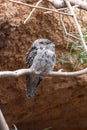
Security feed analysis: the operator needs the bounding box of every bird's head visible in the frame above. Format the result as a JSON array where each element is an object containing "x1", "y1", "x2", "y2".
[{"x1": 32, "y1": 38, "x2": 55, "y2": 52}]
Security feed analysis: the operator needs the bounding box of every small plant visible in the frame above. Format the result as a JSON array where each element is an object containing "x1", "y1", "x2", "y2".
[{"x1": 57, "y1": 32, "x2": 87, "y2": 70}]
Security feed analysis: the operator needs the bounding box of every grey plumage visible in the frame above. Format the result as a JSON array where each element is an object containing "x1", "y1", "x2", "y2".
[{"x1": 26, "y1": 38, "x2": 56, "y2": 97}]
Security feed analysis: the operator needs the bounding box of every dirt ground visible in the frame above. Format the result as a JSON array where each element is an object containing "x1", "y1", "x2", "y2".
[{"x1": 0, "y1": 0, "x2": 87, "y2": 130}]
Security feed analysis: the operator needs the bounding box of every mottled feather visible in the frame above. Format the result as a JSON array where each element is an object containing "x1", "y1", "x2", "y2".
[
  {"x1": 26, "y1": 46, "x2": 42, "y2": 97},
  {"x1": 26, "y1": 38, "x2": 56, "y2": 98}
]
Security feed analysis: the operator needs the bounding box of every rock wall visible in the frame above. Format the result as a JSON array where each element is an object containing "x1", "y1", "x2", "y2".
[{"x1": 0, "y1": 0, "x2": 87, "y2": 130}]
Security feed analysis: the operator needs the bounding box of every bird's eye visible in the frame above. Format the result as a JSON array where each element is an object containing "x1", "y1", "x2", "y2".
[{"x1": 40, "y1": 42, "x2": 43, "y2": 44}]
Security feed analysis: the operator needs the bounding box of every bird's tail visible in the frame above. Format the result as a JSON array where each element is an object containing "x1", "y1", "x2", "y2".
[{"x1": 26, "y1": 74, "x2": 42, "y2": 98}]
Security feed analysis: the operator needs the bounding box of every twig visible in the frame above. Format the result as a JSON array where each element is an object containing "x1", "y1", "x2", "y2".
[
  {"x1": 0, "y1": 109, "x2": 10, "y2": 130},
  {"x1": 44, "y1": 7, "x2": 69, "y2": 14},
  {"x1": 24, "y1": 0, "x2": 43, "y2": 24},
  {"x1": 61, "y1": 16, "x2": 67, "y2": 35},
  {"x1": 63, "y1": 0, "x2": 87, "y2": 52},
  {"x1": 61, "y1": 15, "x2": 81, "y2": 41},
  {"x1": 9, "y1": 0, "x2": 72, "y2": 16},
  {"x1": 0, "y1": 68, "x2": 87, "y2": 78},
  {"x1": 67, "y1": 33, "x2": 81, "y2": 40},
  {"x1": 44, "y1": 5, "x2": 78, "y2": 14}
]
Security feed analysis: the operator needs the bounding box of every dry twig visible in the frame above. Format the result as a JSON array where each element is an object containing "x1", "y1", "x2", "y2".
[
  {"x1": 44, "y1": 5, "x2": 79, "y2": 14},
  {"x1": 61, "y1": 16, "x2": 81, "y2": 40},
  {"x1": 24, "y1": 0, "x2": 43, "y2": 24}
]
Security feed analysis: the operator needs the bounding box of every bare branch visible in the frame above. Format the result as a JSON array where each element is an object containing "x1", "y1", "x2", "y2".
[
  {"x1": 44, "y1": 5, "x2": 79, "y2": 14},
  {"x1": 61, "y1": 16, "x2": 67, "y2": 35},
  {"x1": 47, "y1": 0, "x2": 87, "y2": 11},
  {"x1": 50, "y1": 68, "x2": 87, "y2": 76},
  {"x1": 24, "y1": 0, "x2": 43, "y2": 24},
  {"x1": 0, "y1": 69, "x2": 33, "y2": 78},
  {"x1": 61, "y1": 16, "x2": 81, "y2": 40},
  {"x1": 0, "y1": 109, "x2": 10, "y2": 130},
  {"x1": 9, "y1": 0, "x2": 72, "y2": 16},
  {"x1": 0, "y1": 68, "x2": 87, "y2": 78}
]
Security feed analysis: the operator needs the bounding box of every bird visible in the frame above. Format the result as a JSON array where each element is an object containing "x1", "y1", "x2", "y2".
[{"x1": 26, "y1": 38, "x2": 56, "y2": 98}]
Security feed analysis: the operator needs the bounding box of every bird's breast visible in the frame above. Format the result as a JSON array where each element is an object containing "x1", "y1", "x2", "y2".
[{"x1": 31, "y1": 48, "x2": 56, "y2": 74}]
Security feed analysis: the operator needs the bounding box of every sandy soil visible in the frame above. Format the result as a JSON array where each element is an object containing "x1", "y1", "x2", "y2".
[{"x1": 0, "y1": 0, "x2": 87, "y2": 130}]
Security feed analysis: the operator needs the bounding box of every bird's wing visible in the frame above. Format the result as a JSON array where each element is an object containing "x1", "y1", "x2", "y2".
[
  {"x1": 26, "y1": 46, "x2": 42, "y2": 98},
  {"x1": 26, "y1": 74, "x2": 42, "y2": 97}
]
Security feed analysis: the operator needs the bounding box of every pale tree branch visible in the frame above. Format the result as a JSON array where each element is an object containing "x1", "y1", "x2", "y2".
[
  {"x1": 44, "y1": 5, "x2": 79, "y2": 14},
  {"x1": 0, "y1": 109, "x2": 10, "y2": 130},
  {"x1": 0, "y1": 68, "x2": 87, "y2": 78},
  {"x1": 24, "y1": 0, "x2": 43, "y2": 24},
  {"x1": 0, "y1": 69, "x2": 32, "y2": 78},
  {"x1": 47, "y1": 0, "x2": 87, "y2": 11}
]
